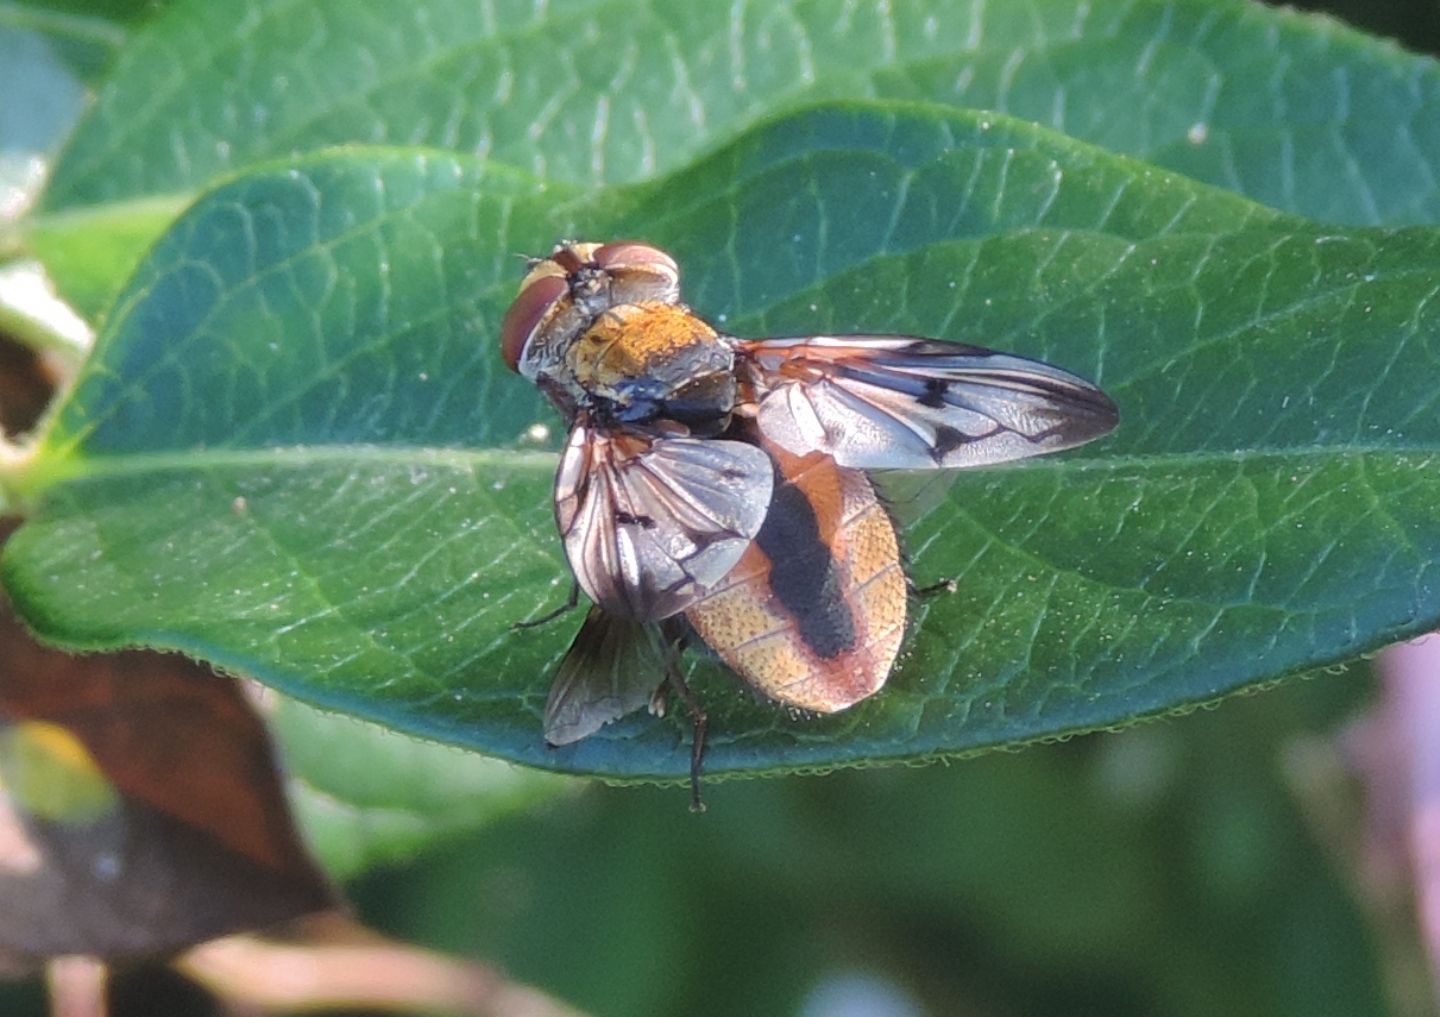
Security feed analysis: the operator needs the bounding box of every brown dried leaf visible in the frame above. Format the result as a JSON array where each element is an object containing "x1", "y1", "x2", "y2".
[{"x1": 0, "y1": 596, "x2": 336, "y2": 967}]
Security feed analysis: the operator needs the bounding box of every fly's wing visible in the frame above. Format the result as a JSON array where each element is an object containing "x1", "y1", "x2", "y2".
[
  {"x1": 738, "y1": 336, "x2": 1118, "y2": 470},
  {"x1": 554, "y1": 426, "x2": 775, "y2": 620},
  {"x1": 544, "y1": 604, "x2": 665, "y2": 745}
]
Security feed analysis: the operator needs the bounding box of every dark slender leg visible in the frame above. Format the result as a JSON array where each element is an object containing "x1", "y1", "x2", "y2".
[
  {"x1": 512, "y1": 580, "x2": 580, "y2": 630},
  {"x1": 659, "y1": 625, "x2": 707, "y2": 813},
  {"x1": 913, "y1": 577, "x2": 958, "y2": 598}
]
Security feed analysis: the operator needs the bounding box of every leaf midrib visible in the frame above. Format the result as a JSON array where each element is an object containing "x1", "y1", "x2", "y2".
[
  {"x1": 19, "y1": 439, "x2": 1440, "y2": 497},
  {"x1": 21, "y1": 445, "x2": 556, "y2": 493}
]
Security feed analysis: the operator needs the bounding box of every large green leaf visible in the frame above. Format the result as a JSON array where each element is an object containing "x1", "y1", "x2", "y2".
[
  {"x1": 38, "y1": 0, "x2": 1440, "y2": 220},
  {"x1": 17, "y1": 0, "x2": 1440, "y2": 322},
  {"x1": 3, "y1": 102, "x2": 1436, "y2": 779}
]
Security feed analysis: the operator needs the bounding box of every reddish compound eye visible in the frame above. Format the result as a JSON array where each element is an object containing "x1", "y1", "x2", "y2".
[
  {"x1": 590, "y1": 242, "x2": 679, "y2": 278},
  {"x1": 589, "y1": 241, "x2": 680, "y2": 306},
  {"x1": 499, "y1": 272, "x2": 567, "y2": 372}
]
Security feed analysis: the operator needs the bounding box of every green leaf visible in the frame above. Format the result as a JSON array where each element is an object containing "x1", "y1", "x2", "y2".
[
  {"x1": 21, "y1": 0, "x2": 1440, "y2": 321},
  {"x1": 3, "y1": 102, "x2": 1436, "y2": 780},
  {"x1": 18, "y1": 194, "x2": 187, "y2": 327}
]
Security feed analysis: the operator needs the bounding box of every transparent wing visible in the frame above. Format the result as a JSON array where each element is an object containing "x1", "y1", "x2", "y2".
[
  {"x1": 554, "y1": 426, "x2": 775, "y2": 620},
  {"x1": 737, "y1": 336, "x2": 1118, "y2": 470},
  {"x1": 543, "y1": 605, "x2": 665, "y2": 745}
]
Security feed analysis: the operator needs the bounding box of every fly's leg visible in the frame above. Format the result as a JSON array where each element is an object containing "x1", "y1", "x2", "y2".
[
  {"x1": 512, "y1": 580, "x2": 580, "y2": 631},
  {"x1": 665, "y1": 668, "x2": 708, "y2": 814},
  {"x1": 912, "y1": 578, "x2": 958, "y2": 598},
  {"x1": 658, "y1": 620, "x2": 707, "y2": 813}
]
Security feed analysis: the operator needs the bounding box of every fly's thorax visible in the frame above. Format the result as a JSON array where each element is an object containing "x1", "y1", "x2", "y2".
[{"x1": 568, "y1": 303, "x2": 738, "y2": 433}]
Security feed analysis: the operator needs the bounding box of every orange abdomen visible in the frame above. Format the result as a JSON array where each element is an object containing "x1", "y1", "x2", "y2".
[{"x1": 685, "y1": 441, "x2": 906, "y2": 712}]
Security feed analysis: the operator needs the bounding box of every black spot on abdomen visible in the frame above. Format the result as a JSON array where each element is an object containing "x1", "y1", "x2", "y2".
[{"x1": 754, "y1": 467, "x2": 856, "y2": 659}]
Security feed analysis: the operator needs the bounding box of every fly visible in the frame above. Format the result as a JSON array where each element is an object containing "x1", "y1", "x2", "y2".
[{"x1": 500, "y1": 241, "x2": 1118, "y2": 807}]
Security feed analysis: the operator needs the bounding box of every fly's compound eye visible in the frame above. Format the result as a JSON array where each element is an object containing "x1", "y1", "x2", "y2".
[
  {"x1": 500, "y1": 271, "x2": 568, "y2": 372},
  {"x1": 590, "y1": 241, "x2": 678, "y2": 276},
  {"x1": 590, "y1": 241, "x2": 681, "y2": 305}
]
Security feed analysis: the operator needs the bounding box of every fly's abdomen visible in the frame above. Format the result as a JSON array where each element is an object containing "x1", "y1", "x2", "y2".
[{"x1": 686, "y1": 442, "x2": 906, "y2": 712}]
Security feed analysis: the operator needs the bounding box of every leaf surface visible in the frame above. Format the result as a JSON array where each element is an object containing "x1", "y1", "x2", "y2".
[
  {"x1": 20, "y1": 0, "x2": 1440, "y2": 320},
  {"x1": 5, "y1": 104, "x2": 1437, "y2": 779}
]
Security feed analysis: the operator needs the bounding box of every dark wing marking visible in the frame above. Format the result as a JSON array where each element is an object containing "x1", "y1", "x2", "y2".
[
  {"x1": 544, "y1": 605, "x2": 664, "y2": 745},
  {"x1": 554, "y1": 426, "x2": 775, "y2": 620},
  {"x1": 737, "y1": 336, "x2": 1118, "y2": 470}
]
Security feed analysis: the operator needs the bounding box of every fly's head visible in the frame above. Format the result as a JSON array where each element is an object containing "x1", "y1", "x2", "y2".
[
  {"x1": 500, "y1": 241, "x2": 735, "y2": 434},
  {"x1": 501, "y1": 242, "x2": 678, "y2": 392}
]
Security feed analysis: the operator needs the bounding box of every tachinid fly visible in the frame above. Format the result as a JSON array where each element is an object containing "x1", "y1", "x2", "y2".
[{"x1": 501, "y1": 241, "x2": 1118, "y2": 807}]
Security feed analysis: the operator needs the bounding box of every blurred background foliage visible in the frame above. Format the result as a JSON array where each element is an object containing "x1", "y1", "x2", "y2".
[
  {"x1": 1297, "y1": 0, "x2": 1440, "y2": 54},
  {"x1": 1, "y1": 0, "x2": 1437, "y2": 1015}
]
